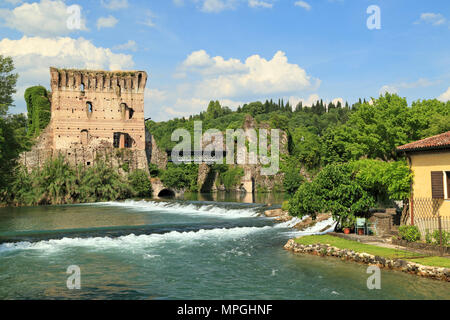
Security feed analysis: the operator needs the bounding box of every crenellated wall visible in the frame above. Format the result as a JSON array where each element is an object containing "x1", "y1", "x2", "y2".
[
  {"x1": 49, "y1": 67, "x2": 147, "y2": 152},
  {"x1": 21, "y1": 67, "x2": 152, "y2": 171}
]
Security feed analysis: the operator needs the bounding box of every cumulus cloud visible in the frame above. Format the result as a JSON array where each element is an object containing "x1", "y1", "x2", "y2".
[
  {"x1": 0, "y1": 0, "x2": 87, "y2": 37},
  {"x1": 97, "y1": 15, "x2": 118, "y2": 29},
  {"x1": 379, "y1": 78, "x2": 438, "y2": 96},
  {"x1": 438, "y1": 87, "x2": 450, "y2": 102},
  {"x1": 248, "y1": 0, "x2": 273, "y2": 9},
  {"x1": 416, "y1": 13, "x2": 447, "y2": 26},
  {"x1": 0, "y1": 36, "x2": 134, "y2": 113},
  {"x1": 113, "y1": 40, "x2": 138, "y2": 52},
  {"x1": 179, "y1": 50, "x2": 320, "y2": 99},
  {"x1": 144, "y1": 50, "x2": 322, "y2": 120},
  {"x1": 202, "y1": 0, "x2": 237, "y2": 12},
  {"x1": 294, "y1": 1, "x2": 311, "y2": 11}
]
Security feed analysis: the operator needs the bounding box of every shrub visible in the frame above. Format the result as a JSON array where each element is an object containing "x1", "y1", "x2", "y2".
[
  {"x1": 216, "y1": 166, "x2": 244, "y2": 191},
  {"x1": 128, "y1": 169, "x2": 152, "y2": 198},
  {"x1": 281, "y1": 200, "x2": 289, "y2": 212},
  {"x1": 432, "y1": 230, "x2": 449, "y2": 246},
  {"x1": 398, "y1": 225, "x2": 421, "y2": 242},
  {"x1": 148, "y1": 163, "x2": 160, "y2": 177},
  {"x1": 160, "y1": 163, "x2": 199, "y2": 191}
]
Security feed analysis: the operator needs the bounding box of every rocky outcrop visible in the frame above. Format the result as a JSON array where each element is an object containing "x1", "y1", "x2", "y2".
[
  {"x1": 264, "y1": 208, "x2": 291, "y2": 222},
  {"x1": 148, "y1": 133, "x2": 168, "y2": 170},
  {"x1": 284, "y1": 240, "x2": 450, "y2": 282},
  {"x1": 293, "y1": 214, "x2": 332, "y2": 231},
  {"x1": 264, "y1": 209, "x2": 332, "y2": 230},
  {"x1": 238, "y1": 115, "x2": 288, "y2": 193}
]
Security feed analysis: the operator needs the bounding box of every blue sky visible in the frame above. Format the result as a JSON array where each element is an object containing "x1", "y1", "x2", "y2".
[{"x1": 0, "y1": 0, "x2": 449, "y2": 121}]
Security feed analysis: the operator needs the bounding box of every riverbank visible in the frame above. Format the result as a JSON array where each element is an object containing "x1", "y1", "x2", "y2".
[{"x1": 284, "y1": 235, "x2": 450, "y2": 282}]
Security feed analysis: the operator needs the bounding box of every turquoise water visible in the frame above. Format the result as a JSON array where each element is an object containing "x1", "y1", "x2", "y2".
[{"x1": 0, "y1": 199, "x2": 449, "y2": 300}]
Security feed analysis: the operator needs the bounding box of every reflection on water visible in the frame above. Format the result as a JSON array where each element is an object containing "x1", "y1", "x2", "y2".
[{"x1": 176, "y1": 191, "x2": 288, "y2": 205}]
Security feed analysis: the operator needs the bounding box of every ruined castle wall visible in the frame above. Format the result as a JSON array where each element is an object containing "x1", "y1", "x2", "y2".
[
  {"x1": 49, "y1": 68, "x2": 147, "y2": 152},
  {"x1": 20, "y1": 68, "x2": 151, "y2": 172}
]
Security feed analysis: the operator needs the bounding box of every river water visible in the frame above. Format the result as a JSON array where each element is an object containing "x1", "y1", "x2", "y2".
[{"x1": 0, "y1": 197, "x2": 449, "y2": 300}]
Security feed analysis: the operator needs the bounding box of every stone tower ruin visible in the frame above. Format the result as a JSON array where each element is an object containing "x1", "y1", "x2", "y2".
[{"x1": 21, "y1": 67, "x2": 153, "y2": 170}]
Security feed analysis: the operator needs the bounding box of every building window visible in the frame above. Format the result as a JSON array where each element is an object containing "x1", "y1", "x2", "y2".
[
  {"x1": 81, "y1": 129, "x2": 89, "y2": 145},
  {"x1": 431, "y1": 171, "x2": 444, "y2": 199},
  {"x1": 86, "y1": 102, "x2": 93, "y2": 118},
  {"x1": 445, "y1": 171, "x2": 450, "y2": 200}
]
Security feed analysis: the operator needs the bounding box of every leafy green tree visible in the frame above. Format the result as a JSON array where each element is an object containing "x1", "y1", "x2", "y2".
[
  {"x1": 128, "y1": 169, "x2": 152, "y2": 197},
  {"x1": 0, "y1": 55, "x2": 18, "y2": 115},
  {"x1": 289, "y1": 164, "x2": 375, "y2": 226},
  {"x1": 24, "y1": 86, "x2": 51, "y2": 137},
  {"x1": 280, "y1": 155, "x2": 304, "y2": 194}
]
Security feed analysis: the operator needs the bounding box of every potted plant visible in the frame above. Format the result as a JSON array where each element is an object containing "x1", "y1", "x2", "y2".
[{"x1": 341, "y1": 218, "x2": 354, "y2": 234}]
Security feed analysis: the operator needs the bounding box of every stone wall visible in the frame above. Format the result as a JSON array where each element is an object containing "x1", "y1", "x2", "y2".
[{"x1": 20, "y1": 67, "x2": 154, "y2": 172}]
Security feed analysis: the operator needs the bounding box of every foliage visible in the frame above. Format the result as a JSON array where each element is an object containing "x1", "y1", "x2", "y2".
[
  {"x1": 280, "y1": 155, "x2": 304, "y2": 194},
  {"x1": 0, "y1": 55, "x2": 18, "y2": 116},
  {"x1": 350, "y1": 159, "x2": 412, "y2": 201},
  {"x1": 398, "y1": 225, "x2": 421, "y2": 243},
  {"x1": 24, "y1": 86, "x2": 51, "y2": 138},
  {"x1": 128, "y1": 169, "x2": 152, "y2": 198},
  {"x1": 148, "y1": 163, "x2": 160, "y2": 177},
  {"x1": 426, "y1": 229, "x2": 449, "y2": 246},
  {"x1": 281, "y1": 200, "x2": 289, "y2": 212},
  {"x1": 216, "y1": 165, "x2": 244, "y2": 191},
  {"x1": 289, "y1": 163, "x2": 375, "y2": 226},
  {"x1": 160, "y1": 163, "x2": 199, "y2": 191}
]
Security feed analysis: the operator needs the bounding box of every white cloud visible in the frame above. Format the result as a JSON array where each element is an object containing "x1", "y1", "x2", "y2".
[
  {"x1": 379, "y1": 85, "x2": 398, "y2": 95},
  {"x1": 139, "y1": 10, "x2": 157, "y2": 27},
  {"x1": 179, "y1": 50, "x2": 320, "y2": 99},
  {"x1": 113, "y1": 40, "x2": 138, "y2": 52},
  {"x1": 416, "y1": 13, "x2": 447, "y2": 26},
  {"x1": 438, "y1": 87, "x2": 450, "y2": 102},
  {"x1": 97, "y1": 15, "x2": 118, "y2": 29},
  {"x1": 200, "y1": 0, "x2": 237, "y2": 13},
  {"x1": 101, "y1": 0, "x2": 129, "y2": 10},
  {"x1": 145, "y1": 50, "x2": 321, "y2": 121},
  {"x1": 294, "y1": 1, "x2": 311, "y2": 11},
  {"x1": 0, "y1": 36, "x2": 134, "y2": 113},
  {"x1": 0, "y1": 0, "x2": 87, "y2": 37},
  {"x1": 248, "y1": 0, "x2": 273, "y2": 9},
  {"x1": 379, "y1": 78, "x2": 438, "y2": 95}
]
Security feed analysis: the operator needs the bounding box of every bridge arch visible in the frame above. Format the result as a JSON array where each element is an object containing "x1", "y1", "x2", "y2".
[{"x1": 158, "y1": 189, "x2": 175, "y2": 198}]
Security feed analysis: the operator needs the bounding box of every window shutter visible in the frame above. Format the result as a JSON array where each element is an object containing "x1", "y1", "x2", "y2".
[{"x1": 431, "y1": 171, "x2": 444, "y2": 199}]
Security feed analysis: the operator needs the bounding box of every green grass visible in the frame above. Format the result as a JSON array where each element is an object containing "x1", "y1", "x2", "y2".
[
  {"x1": 295, "y1": 235, "x2": 421, "y2": 259},
  {"x1": 409, "y1": 257, "x2": 450, "y2": 269}
]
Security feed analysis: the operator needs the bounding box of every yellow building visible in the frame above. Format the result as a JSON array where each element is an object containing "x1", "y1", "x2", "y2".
[{"x1": 397, "y1": 131, "x2": 450, "y2": 235}]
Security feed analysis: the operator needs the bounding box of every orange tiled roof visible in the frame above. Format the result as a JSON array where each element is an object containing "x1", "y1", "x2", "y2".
[{"x1": 397, "y1": 131, "x2": 450, "y2": 152}]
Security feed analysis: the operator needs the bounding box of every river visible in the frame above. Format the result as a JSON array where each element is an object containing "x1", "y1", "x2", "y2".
[{"x1": 0, "y1": 196, "x2": 449, "y2": 300}]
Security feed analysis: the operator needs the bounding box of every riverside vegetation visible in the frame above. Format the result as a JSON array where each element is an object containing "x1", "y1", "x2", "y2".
[{"x1": 0, "y1": 54, "x2": 449, "y2": 213}]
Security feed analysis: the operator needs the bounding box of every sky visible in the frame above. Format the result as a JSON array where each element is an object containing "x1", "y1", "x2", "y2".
[{"x1": 0, "y1": 0, "x2": 449, "y2": 121}]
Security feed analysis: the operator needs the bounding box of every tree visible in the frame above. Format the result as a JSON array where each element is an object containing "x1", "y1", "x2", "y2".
[
  {"x1": 128, "y1": 169, "x2": 152, "y2": 197},
  {"x1": 24, "y1": 86, "x2": 51, "y2": 137},
  {"x1": 288, "y1": 163, "x2": 375, "y2": 227},
  {"x1": 0, "y1": 55, "x2": 18, "y2": 115}
]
